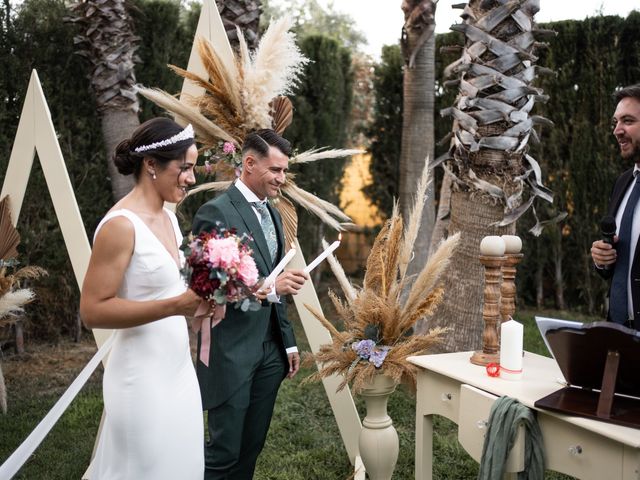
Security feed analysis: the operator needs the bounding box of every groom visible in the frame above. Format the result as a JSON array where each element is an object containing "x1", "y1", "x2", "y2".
[{"x1": 192, "y1": 129, "x2": 308, "y2": 479}]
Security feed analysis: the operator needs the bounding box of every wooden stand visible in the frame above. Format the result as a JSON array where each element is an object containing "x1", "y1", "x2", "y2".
[
  {"x1": 534, "y1": 322, "x2": 640, "y2": 429},
  {"x1": 470, "y1": 255, "x2": 504, "y2": 366},
  {"x1": 500, "y1": 253, "x2": 523, "y2": 324}
]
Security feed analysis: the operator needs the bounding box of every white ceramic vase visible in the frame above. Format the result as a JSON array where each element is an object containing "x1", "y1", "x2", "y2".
[{"x1": 358, "y1": 373, "x2": 399, "y2": 480}]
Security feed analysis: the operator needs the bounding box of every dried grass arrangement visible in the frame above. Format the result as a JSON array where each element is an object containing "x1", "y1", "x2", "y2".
[
  {"x1": 304, "y1": 165, "x2": 460, "y2": 393},
  {"x1": 0, "y1": 196, "x2": 47, "y2": 413},
  {"x1": 138, "y1": 16, "x2": 362, "y2": 244}
]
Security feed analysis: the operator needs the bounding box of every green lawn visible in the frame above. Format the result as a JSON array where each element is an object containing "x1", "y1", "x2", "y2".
[{"x1": 0, "y1": 308, "x2": 584, "y2": 479}]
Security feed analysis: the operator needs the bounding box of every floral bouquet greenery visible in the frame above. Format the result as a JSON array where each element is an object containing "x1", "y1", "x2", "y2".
[
  {"x1": 304, "y1": 165, "x2": 460, "y2": 393},
  {"x1": 181, "y1": 225, "x2": 262, "y2": 319}
]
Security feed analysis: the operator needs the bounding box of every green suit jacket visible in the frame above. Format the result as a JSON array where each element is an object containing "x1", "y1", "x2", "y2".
[{"x1": 191, "y1": 184, "x2": 296, "y2": 410}]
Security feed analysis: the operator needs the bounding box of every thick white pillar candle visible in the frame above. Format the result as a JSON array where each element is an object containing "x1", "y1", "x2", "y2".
[
  {"x1": 500, "y1": 318, "x2": 523, "y2": 380},
  {"x1": 479, "y1": 236, "x2": 506, "y2": 256},
  {"x1": 502, "y1": 235, "x2": 522, "y2": 254}
]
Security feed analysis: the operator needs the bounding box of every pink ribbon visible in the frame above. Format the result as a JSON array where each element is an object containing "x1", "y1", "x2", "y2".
[{"x1": 191, "y1": 301, "x2": 226, "y2": 367}]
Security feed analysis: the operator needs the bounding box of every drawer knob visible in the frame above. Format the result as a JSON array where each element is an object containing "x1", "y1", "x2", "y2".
[
  {"x1": 476, "y1": 420, "x2": 488, "y2": 430},
  {"x1": 568, "y1": 445, "x2": 583, "y2": 456},
  {"x1": 441, "y1": 393, "x2": 452, "y2": 402}
]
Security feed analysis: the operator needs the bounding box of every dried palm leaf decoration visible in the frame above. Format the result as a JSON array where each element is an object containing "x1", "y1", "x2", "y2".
[
  {"x1": 138, "y1": 17, "x2": 362, "y2": 246},
  {"x1": 0, "y1": 196, "x2": 20, "y2": 262}
]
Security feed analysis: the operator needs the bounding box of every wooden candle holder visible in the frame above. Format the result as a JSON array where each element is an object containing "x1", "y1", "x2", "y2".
[
  {"x1": 500, "y1": 253, "x2": 524, "y2": 324},
  {"x1": 470, "y1": 255, "x2": 505, "y2": 366}
]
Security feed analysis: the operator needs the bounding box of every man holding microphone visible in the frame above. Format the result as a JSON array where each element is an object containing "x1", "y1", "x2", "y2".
[{"x1": 591, "y1": 84, "x2": 640, "y2": 330}]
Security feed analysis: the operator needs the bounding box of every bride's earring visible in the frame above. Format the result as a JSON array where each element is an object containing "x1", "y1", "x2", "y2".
[{"x1": 149, "y1": 170, "x2": 156, "y2": 180}]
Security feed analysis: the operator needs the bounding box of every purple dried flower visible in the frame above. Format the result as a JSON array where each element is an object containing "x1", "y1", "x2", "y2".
[
  {"x1": 223, "y1": 142, "x2": 236, "y2": 154},
  {"x1": 369, "y1": 348, "x2": 389, "y2": 368},
  {"x1": 352, "y1": 339, "x2": 376, "y2": 359}
]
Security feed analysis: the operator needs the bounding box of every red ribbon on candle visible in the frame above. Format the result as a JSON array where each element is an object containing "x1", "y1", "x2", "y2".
[{"x1": 486, "y1": 363, "x2": 500, "y2": 377}]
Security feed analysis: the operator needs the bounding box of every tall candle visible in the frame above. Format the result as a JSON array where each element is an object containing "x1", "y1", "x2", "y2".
[
  {"x1": 502, "y1": 235, "x2": 522, "y2": 254},
  {"x1": 304, "y1": 235, "x2": 341, "y2": 274},
  {"x1": 263, "y1": 244, "x2": 296, "y2": 288},
  {"x1": 480, "y1": 236, "x2": 506, "y2": 256},
  {"x1": 500, "y1": 318, "x2": 523, "y2": 380}
]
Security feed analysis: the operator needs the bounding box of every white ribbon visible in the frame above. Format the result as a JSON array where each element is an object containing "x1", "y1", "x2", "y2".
[{"x1": 0, "y1": 334, "x2": 115, "y2": 479}]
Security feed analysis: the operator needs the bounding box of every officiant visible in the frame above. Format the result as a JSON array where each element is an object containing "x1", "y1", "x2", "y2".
[
  {"x1": 191, "y1": 129, "x2": 308, "y2": 480},
  {"x1": 591, "y1": 84, "x2": 640, "y2": 330}
]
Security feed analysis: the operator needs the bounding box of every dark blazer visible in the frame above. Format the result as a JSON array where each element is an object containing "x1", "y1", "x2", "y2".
[
  {"x1": 191, "y1": 184, "x2": 296, "y2": 410},
  {"x1": 598, "y1": 167, "x2": 640, "y2": 326}
]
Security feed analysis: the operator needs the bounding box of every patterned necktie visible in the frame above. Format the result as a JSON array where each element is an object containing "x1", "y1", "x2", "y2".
[
  {"x1": 609, "y1": 173, "x2": 640, "y2": 324},
  {"x1": 253, "y1": 201, "x2": 278, "y2": 263}
]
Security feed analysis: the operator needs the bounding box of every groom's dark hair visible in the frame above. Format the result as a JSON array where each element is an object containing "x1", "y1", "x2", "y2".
[{"x1": 242, "y1": 129, "x2": 292, "y2": 158}]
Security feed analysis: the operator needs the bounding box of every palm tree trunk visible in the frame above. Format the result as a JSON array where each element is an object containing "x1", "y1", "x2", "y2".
[
  {"x1": 101, "y1": 111, "x2": 139, "y2": 200},
  {"x1": 0, "y1": 364, "x2": 6, "y2": 414},
  {"x1": 430, "y1": 191, "x2": 515, "y2": 351},
  {"x1": 553, "y1": 232, "x2": 565, "y2": 310},
  {"x1": 536, "y1": 242, "x2": 544, "y2": 308},
  {"x1": 429, "y1": 170, "x2": 452, "y2": 255},
  {"x1": 429, "y1": 0, "x2": 552, "y2": 351},
  {"x1": 400, "y1": 0, "x2": 437, "y2": 277},
  {"x1": 69, "y1": 0, "x2": 140, "y2": 201},
  {"x1": 216, "y1": 0, "x2": 261, "y2": 49}
]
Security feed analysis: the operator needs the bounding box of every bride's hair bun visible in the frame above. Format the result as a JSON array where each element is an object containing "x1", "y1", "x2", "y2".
[{"x1": 113, "y1": 138, "x2": 140, "y2": 176}]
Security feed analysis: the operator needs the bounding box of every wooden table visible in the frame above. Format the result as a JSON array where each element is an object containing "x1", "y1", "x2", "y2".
[{"x1": 408, "y1": 351, "x2": 640, "y2": 480}]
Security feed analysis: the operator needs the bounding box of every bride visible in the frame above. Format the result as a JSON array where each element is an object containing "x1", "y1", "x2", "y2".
[{"x1": 80, "y1": 118, "x2": 205, "y2": 479}]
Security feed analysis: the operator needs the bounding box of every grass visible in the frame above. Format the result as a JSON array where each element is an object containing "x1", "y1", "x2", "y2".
[{"x1": 0, "y1": 305, "x2": 588, "y2": 479}]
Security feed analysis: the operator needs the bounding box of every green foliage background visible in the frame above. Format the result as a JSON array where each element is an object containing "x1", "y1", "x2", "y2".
[{"x1": 285, "y1": 34, "x2": 353, "y2": 257}]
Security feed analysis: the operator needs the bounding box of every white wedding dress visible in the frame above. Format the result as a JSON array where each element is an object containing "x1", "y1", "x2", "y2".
[{"x1": 90, "y1": 209, "x2": 204, "y2": 479}]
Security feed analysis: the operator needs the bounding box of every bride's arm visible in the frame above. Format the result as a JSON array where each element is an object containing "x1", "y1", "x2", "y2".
[{"x1": 80, "y1": 217, "x2": 201, "y2": 329}]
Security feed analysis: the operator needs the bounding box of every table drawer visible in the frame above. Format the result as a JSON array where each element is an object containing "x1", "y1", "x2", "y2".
[
  {"x1": 538, "y1": 414, "x2": 624, "y2": 480},
  {"x1": 458, "y1": 384, "x2": 525, "y2": 472},
  {"x1": 420, "y1": 370, "x2": 460, "y2": 422}
]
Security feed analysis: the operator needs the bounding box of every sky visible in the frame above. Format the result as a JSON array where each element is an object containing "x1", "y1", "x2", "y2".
[{"x1": 309, "y1": 1, "x2": 638, "y2": 58}]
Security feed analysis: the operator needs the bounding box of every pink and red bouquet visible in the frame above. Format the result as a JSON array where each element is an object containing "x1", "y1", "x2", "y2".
[{"x1": 181, "y1": 226, "x2": 262, "y2": 314}]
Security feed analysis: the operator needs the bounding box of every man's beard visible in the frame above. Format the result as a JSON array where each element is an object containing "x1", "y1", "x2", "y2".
[{"x1": 621, "y1": 139, "x2": 640, "y2": 164}]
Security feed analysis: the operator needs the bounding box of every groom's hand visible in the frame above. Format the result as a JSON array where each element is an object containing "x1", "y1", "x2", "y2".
[
  {"x1": 287, "y1": 352, "x2": 300, "y2": 378},
  {"x1": 275, "y1": 270, "x2": 308, "y2": 296}
]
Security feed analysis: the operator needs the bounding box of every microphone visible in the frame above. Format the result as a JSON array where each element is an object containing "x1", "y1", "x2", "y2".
[
  {"x1": 600, "y1": 216, "x2": 616, "y2": 246},
  {"x1": 600, "y1": 216, "x2": 616, "y2": 271}
]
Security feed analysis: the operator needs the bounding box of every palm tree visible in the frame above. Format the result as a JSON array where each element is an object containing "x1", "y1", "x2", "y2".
[
  {"x1": 216, "y1": 0, "x2": 262, "y2": 49},
  {"x1": 399, "y1": 0, "x2": 437, "y2": 276},
  {"x1": 429, "y1": 0, "x2": 554, "y2": 351},
  {"x1": 69, "y1": 0, "x2": 139, "y2": 201}
]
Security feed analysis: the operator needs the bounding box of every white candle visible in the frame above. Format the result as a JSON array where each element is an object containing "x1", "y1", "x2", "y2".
[
  {"x1": 502, "y1": 235, "x2": 522, "y2": 254},
  {"x1": 500, "y1": 318, "x2": 523, "y2": 380},
  {"x1": 263, "y1": 244, "x2": 297, "y2": 288},
  {"x1": 479, "y1": 236, "x2": 506, "y2": 256},
  {"x1": 304, "y1": 237, "x2": 341, "y2": 274}
]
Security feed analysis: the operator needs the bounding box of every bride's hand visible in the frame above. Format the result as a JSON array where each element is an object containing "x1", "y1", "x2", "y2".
[{"x1": 176, "y1": 289, "x2": 204, "y2": 317}]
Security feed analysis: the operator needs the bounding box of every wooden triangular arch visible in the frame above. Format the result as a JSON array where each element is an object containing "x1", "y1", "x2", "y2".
[
  {"x1": 180, "y1": 1, "x2": 363, "y2": 468},
  {"x1": 0, "y1": 69, "x2": 111, "y2": 349}
]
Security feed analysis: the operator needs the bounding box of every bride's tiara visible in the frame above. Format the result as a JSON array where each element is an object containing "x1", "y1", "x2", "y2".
[{"x1": 134, "y1": 124, "x2": 195, "y2": 153}]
